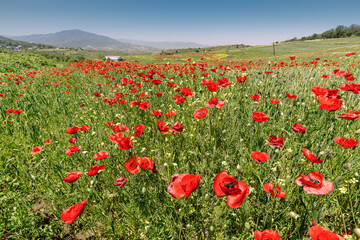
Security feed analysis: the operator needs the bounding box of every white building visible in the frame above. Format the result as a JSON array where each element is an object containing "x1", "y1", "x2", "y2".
[{"x1": 104, "y1": 56, "x2": 123, "y2": 61}]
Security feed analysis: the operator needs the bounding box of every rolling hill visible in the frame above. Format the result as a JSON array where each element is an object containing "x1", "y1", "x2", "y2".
[
  {"x1": 9, "y1": 29, "x2": 159, "y2": 53},
  {"x1": 0, "y1": 35, "x2": 56, "y2": 51}
]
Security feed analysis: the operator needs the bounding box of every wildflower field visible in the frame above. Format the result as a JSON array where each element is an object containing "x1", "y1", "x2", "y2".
[{"x1": 1, "y1": 52, "x2": 360, "y2": 239}]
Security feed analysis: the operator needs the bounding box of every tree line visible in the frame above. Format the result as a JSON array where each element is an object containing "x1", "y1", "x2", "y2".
[{"x1": 286, "y1": 24, "x2": 360, "y2": 42}]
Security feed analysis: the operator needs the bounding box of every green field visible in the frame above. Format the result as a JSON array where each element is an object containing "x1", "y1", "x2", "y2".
[{"x1": 0, "y1": 38, "x2": 360, "y2": 239}]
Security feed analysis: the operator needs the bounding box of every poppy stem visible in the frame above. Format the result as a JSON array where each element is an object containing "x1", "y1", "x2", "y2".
[{"x1": 311, "y1": 199, "x2": 318, "y2": 225}]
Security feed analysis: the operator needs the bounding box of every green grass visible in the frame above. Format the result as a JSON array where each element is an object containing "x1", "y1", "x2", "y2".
[{"x1": 0, "y1": 47, "x2": 359, "y2": 239}]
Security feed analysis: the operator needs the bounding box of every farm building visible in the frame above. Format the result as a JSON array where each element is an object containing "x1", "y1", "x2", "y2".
[{"x1": 104, "y1": 56, "x2": 123, "y2": 61}]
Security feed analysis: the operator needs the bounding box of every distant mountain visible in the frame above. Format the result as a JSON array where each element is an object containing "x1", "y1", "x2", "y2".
[
  {"x1": 0, "y1": 35, "x2": 56, "y2": 51},
  {"x1": 116, "y1": 38, "x2": 208, "y2": 50},
  {"x1": 9, "y1": 29, "x2": 159, "y2": 53}
]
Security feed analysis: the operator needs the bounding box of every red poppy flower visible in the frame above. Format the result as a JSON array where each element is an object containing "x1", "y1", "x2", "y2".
[
  {"x1": 138, "y1": 157, "x2": 155, "y2": 170},
  {"x1": 109, "y1": 132, "x2": 124, "y2": 143},
  {"x1": 173, "y1": 95, "x2": 186, "y2": 104},
  {"x1": 237, "y1": 76, "x2": 247, "y2": 83},
  {"x1": 151, "y1": 79, "x2": 162, "y2": 85},
  {"x1": 292, "y1": 123, "x2": 306, "y2": 133},
  {"x1": 134, "y1": 124, "x2": 145, "y2": 132},
  {"x1": 124, "y1": 156, "x2": 141, "y2": 174},
  {"x1": 333, "y1": 137, "x2": 358, "y2": 148},
  {"x1": 94, "y1": 92, "x2": 102, "y2": 97},
  {"x1": 165, "y1": 110, "x2": 176, "y2": 117},
  {"x1": 347, "y1": 109, "x2": 360, "y2": 114},
  {"x1": 318, "y1": 97, "x2": 343, "y2": 111},
  {"x1": 62, "y1": 171, "x2": 82, "y2": 183},
  {"x1": 65, "y1": 149, "x2": 73, "y2": 156},
  {"x1": 66, "y1": 126, "x2": 80, "y2": 134},
  {"x1": 93, "y1": 151, "x2": 109, "y2": 160},
  {"x1": 151, "y1": 110, "x2": 162, "y2": 118},
  {"x1": 68, "y1": 145, "x2": 81, "y2": 152},
  {"x1": 345, "y1": 72, "x2": 355, "y2": 81},
  {"x1": 270, "y1": 99, "x2": 280, "y2": 104},
  {"x1": 30, "y1": 146, "x2": 43, "y2": 155},
  {"x1": 172, "y1": 122, "x2": 183, "y2": 135},
  {"x1": 118, "y1": 136, "x2": 133, "y2": 150},
  {"x1": 181, "y1": 87, "x2": 195, "y2": 97},
  {"x1": 302, "y1": 148, "x2": 323, "y2": 164},
  {"x1": 340, "y1": 84, "x2": 360, "y2": 94},
  {"x1": 13, "y1": 110, "x2": 23, "y2": 114},
  {"x1": 167, "y1": 173, "x2": 201, "y2": 199},
  {"x1": 250, "y1": 94, "x2": 261, "y2": 101},
  {"x1": 61, "y1": 199, "x2": 87, "y2": 224},
  {"x1": 266, "y1": 136, "x2": 284, "y2": 148},
  {"x1": 332, "y1": 69, "x2": 346, "y2": 77},
  {"x1": 286, "y1": 93, "x2": 297, "y2": 99},
  {"x1": 217, "y1": 78, "x2": 233, "y2": 87},
  {"x1": 87, "y1": 165, "x2": 105, "y2": 176},
  {"x1": 133, "y1": 124, "x2": 145, "y2": 137},
  {"x1": 69, "y1": 137, "x2": 77, "y2": 143},
  {"x1": 322, "y1": 74, "x2": 329, "y2": 79},
  {"x1": 213, "y1": 170, "x2": 249, "y2": 208},
  {"x1": 128, "y1": 88, "x2": 138, "y2": 93},
  {"x1": 311, "y1": 86, "x2": 328, "y2": 96},
  {"x1": 80, "y1": 125, "x2": 89, "y2": 131},
  {"x1": 112, "y1": 124, "x2": 129, "y2": 133},
  {"x1": 254, "y1": 229, "x2": 281, "y2": 240},
  {"x1": 290, "y1": 56, "x2": 296, "y2": 60},
  {"x1": 205, "y1": 97, "x2": 225, "y2": 109},
  {"x1": 265, "y1": 71, "x2": 273, "y2": 74},
  {"x1": 193, "y1": 108, "x2": 208, "y2": 119},
  {"x1": 308, "y1": 219, "x2": 345, "y2": 240},
  {"x1": 139, "y1": 102, "x2": 150, "y2": 110},
  {"x1": 157, "y1": 120, "x2": 170, "y2": 134},
  {"x1": 252, "y1": 111, "x2": 268, "y2": 122},
  {"x1": 201, "y1": 78, "x2": 212, "y2": 85},
  {"x1": 43, "y1": 140, "x2": 52, "y2": 145},
  {"x1": 251, "y1": 152, "x2": 270, "y2": 163},
  {"x1": 338, "y1": 113, "x2": 359, "y2": 120},
  {"x1": 206, "y1": 81, "x2": 219, "y2": 92},
  {"x1": 263, "y1": 183, "x2": 286, "y2": 198},
  {"x1": 295, "y1": 171, "x2": 333, "y2": 195},
  {"x1": 114, "y1": 177, "x2": 127, "y2": 187},
  {"x1": 6, "y1": 109, "x2": 15, "y2": 113}
]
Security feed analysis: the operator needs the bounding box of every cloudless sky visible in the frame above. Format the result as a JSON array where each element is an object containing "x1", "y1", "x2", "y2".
[{"x1": 1, "y1": 0, "x2": 360, "y2": 45}]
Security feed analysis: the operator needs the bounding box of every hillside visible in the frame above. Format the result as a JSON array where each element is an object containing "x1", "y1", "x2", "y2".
[
  {"x1": 0, "y1": 35, "x2": 56, "y2": 51},
  {"x1": 287, "y1": 24, "x2": 360, "y2": 41},
  {"x1": 124, "y1": 36, "x2": 360, "y2": 63},
  {"x1": 116, "y1": 38, "x2": 207, "y2": 49},
  {"x1": 9, "y1": 29, "x2": 159, "y2": 53}
]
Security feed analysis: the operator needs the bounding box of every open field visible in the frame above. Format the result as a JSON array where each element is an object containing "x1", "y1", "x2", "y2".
[
  {"x1": 12, "y1": 36, "x2": 360, "y2": 65},
  {"x1": 0, "y1": 43, "x2": 360, "y2": 239}
]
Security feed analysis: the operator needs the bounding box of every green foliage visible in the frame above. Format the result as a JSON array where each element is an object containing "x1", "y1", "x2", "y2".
[
  {"x1": 286, "y1": 24, "x2": 360, "y2": 41},
  {"x1": 0, "y1": 51, "x2": 61, "y2": 73}
]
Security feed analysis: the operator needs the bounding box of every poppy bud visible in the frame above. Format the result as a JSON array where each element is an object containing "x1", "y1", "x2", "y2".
[
  {"x1": 343, "y1": 162, "x2": 352, "y2": 169},
  {"x1": 354, "y1": 228, "x2": 360, "y2": 238},
  {"x1": 244, "y1": 222, "x2": 251, "y2": 230}
]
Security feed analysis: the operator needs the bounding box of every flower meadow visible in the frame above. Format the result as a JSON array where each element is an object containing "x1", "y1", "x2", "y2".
[{"x1": 1, "y1": 54, "x2": 360, "y2": 239}]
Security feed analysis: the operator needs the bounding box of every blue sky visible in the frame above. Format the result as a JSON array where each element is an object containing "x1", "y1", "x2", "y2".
[{"x1": 1, "y1": 0, "x2": 360, "y2": 45}]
